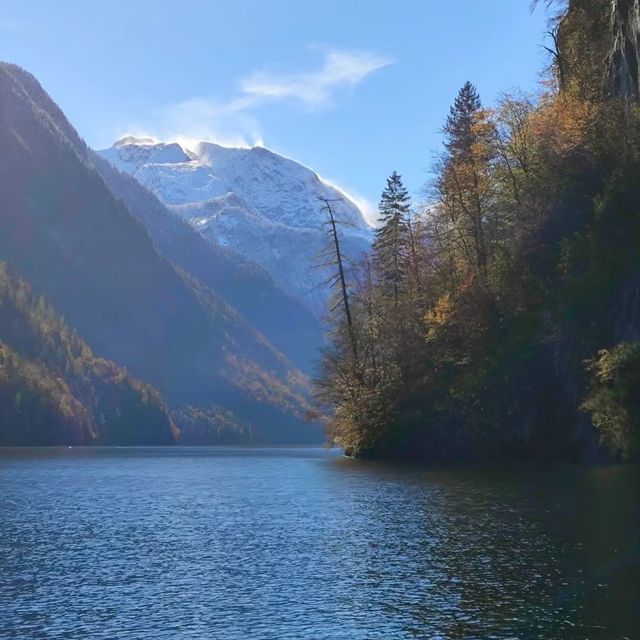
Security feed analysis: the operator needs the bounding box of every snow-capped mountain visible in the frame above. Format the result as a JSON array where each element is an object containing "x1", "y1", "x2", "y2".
[{"x1": 98, "y1": 138, "x2": 372, "y2": 317}]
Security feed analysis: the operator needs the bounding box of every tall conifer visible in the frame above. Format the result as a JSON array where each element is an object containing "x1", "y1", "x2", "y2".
[{"x1": 373, "y1": 172, "x2": 411, "y2": 305}]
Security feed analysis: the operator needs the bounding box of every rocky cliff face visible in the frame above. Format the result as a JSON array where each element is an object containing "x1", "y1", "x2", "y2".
[
  {"x1": 608, "y1": 0, "x2": 640, "y2": 100},
  {"x1": 559, "y1": 0, "x2": 640, "y2": 101}
]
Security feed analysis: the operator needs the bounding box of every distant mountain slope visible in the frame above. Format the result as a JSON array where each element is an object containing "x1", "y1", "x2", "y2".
[
  {"x1": 0, "y1": 62, "x2": 318, "y2": 443},
  {"x1": 98, "y1": 138, "x2": 373, "y2": 317},
  {"x1": 91, "y1": 152, "x2": 322, "y2": 374},
  {"x1": 0, "y1": 263, "x2": 175, "y2": 445}
]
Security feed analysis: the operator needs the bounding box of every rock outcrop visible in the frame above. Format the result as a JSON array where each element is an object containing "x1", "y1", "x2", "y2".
[{"x1": 608, "y1": 0, "x2": 640, "y2": 100}]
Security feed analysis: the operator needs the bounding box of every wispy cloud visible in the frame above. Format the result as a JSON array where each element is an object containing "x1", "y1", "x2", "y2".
[
  {"x1": 160, "y1": 98, "x2": 264, "y2": 148},
  {"x1": 117, "y1": 47, "x2": 393, "y2": 148},
  {"x1": 240, "y1": 49, "x2": 393, "y2": 109}
]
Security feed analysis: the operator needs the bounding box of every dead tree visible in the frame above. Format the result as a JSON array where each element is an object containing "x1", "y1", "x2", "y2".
[{"x1": 317, "y1": 196, "x2": 360, "y2": 374}]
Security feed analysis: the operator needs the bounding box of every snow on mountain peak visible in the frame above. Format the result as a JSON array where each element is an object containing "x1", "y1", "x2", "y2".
[
  {"x1": 101, "y1": 138, "x2": 369, "y2": 229},
  {"x1": 97, "y1": 138, "x2": 372, "y2": 316}
]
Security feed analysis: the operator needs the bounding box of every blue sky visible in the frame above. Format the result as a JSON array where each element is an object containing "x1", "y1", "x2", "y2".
[{"x1": 1, "y1": 1, "x2": 548, "y2": 221}]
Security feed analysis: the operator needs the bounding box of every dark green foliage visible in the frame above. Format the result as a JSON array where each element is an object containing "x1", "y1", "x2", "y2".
[
  {"x1": 373, "y1": 172, "x2": 411, "y2": 303},
  {"x1": 444, "y1": 81, "x2": 482, "y2": 160},
  {"x1": 436, "y1": 82, "x2": 496, "y2": 289},
  {"x1": 0, "y1": 263, "x2": 175, "y2": 445}
]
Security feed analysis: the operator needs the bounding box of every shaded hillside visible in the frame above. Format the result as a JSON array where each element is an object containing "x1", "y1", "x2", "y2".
[
  {"x1": 0, "y1": 62, "x2": 319, "y2": 443},
  {"x1": 0, "y1": 263, "x2": 175, "y2": 445},
  {"x1": 91, "y1": 151, "x2": 323, "y2": 374}
]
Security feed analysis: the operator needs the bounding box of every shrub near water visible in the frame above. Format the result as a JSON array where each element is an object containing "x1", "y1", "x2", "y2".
[{"x1": 582, "y1": 342, "x2": 640, "y2": 460}]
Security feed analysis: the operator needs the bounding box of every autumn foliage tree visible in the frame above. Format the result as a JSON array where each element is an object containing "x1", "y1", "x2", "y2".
[{"x1": 316, "y1": 0, "x2": 640, "y2": 460}]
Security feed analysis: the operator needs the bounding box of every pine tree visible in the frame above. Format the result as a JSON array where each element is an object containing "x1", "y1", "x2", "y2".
[
  {"x1": 373, "y1": 172, "x2": 411, "y2": 304},
  {"x1": 444, "y1": 81, "x2": 482, "y2": 161},
  {"x1": 436, "y1": 82, "x2": 496, "y2": 288}
]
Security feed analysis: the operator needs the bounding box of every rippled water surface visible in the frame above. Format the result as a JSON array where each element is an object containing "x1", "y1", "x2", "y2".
[{"x1": 0, "y1": 447, "x2": 638, "y2": 639}]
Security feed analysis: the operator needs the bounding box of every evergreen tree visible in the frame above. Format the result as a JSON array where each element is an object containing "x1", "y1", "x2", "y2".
[
  {"x1": 373, "y1": 172, "x2": 411, "y2": 304},
  {"x1": 444, "y1": 81, "x2": 482, "y2": 161},
  {"x1": 436, "y1": 82, "x2": 496, "y2": 288},
  {"x1": 316, "y1": 2, "x2": 640, "y2": 462}
]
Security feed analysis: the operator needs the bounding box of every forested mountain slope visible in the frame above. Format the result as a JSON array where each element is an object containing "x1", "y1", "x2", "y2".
[
  {"x1": 0, "y1": 62, "x2": 318, "y2": 444},
  {"x1": 0, "y1": 263, "x2": 175, "y2": 445}
]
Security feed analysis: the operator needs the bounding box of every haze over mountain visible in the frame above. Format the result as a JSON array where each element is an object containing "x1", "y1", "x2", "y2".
[
  {"x1": 91, "y1": 151, "x2": 323, "y2": 374},
  {"x1": 0, "y1": 62, "x2": 319, "y2": 444},
  {"x1": 98, "y1": 138, "x2": 373, "y2": 317}
]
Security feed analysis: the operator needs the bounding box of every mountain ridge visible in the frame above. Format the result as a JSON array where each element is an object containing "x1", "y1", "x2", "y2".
[
  {"x1": 0, "y1": 61, "x2": 319, "y2": 444},
  {"x1": 97, "y1": 137, "x2": 373, "y2": 317},
  {"x1": 91, "y1": 150, "x2": 323, "y2": 374}
]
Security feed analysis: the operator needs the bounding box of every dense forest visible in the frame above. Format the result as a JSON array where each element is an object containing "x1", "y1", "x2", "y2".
[
  {"x1": 317, "y1": 0, "x2": 640, "y2": 461},
  {"x1": 0, "y1": 263, "x2": 176, "y2": 445}
]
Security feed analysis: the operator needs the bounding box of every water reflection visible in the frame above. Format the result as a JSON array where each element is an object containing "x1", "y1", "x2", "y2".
[
  {"x1": 0, "y1": 448, "x2": 638, "y2": 639},
  {"x1": 330, "y1": 459, "x2": 640, "y2": 639}
]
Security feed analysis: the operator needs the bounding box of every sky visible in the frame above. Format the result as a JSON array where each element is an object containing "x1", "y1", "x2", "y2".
[{"x1": 0, "y1": 1, "x2": 549, "y2": 223}]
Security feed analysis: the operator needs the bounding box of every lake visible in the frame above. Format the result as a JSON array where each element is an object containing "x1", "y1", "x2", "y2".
[{"x1": 0, "y1": 447, "x2": 638, "y2": 639}]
